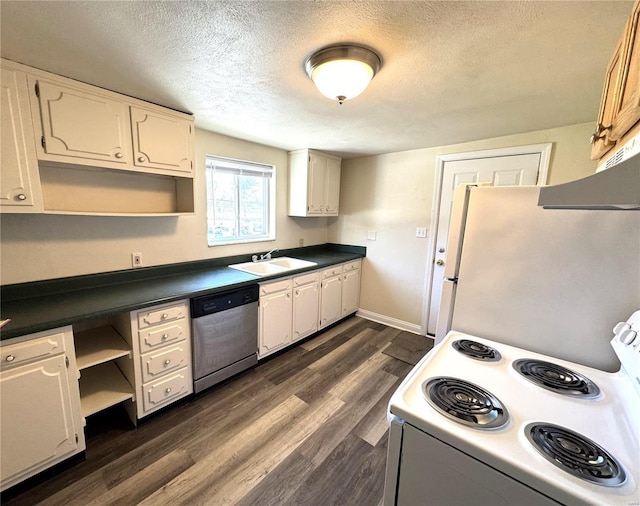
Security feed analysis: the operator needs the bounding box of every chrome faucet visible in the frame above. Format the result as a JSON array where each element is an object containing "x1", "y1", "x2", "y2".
[{"x1": 260, "y1": 248, "x2": 279, "y2": 261}]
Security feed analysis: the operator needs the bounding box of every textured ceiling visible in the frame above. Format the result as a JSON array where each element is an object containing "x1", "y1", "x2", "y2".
[{"x1": 0, "y1": 1, "x2": 632, "y2": 159}]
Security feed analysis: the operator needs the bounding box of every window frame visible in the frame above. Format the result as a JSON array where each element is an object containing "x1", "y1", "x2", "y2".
[{"x1": 205, "y1": 154, "x2": 276, "y2": 246}]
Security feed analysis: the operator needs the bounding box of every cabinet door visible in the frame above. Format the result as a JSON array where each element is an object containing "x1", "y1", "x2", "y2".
[
  {"x1": 35, "y1": 79, "x2": 131, "y2": 165},
  {"x1": 259, "y1": 290, "x2": 293, "y2": 357},
  {"x1": 0, "y1": 66, "x2": 40, "y2": 210},
  {"x1": 611, "y1": 3, "x2": 640, "y2": 140},
  {"x1": 0, "y1": 354, "x2": 78, "y2": 488},
  {"x1": 319, "y1": 275, "x2": 342, "y2": 329},
  {"x1": 307, "y1": 153, "x2": 326, "y2": 215},
  {"x1": 324, "y1": 157, "x2": 341, "y2": 215},
  {"x1": 130, "y1": 106, "x2": 193, "y2": 175},
  {"x1": 293, "y1": 282, "x2": 319, "y2": 342},
  {"x1": 342, "y1": 268, "x2": 361, "y2": 316},
  {"x1": 590, "y1": 32, "x2": 626, "y2": 160}
]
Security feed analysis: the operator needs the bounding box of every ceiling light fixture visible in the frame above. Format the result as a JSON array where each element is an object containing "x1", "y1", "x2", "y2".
[{"x1": 305, "y1": 44, "x2": 382, "y2": 105}]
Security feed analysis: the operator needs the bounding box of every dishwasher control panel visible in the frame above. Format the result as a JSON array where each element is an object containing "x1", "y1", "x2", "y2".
[{"x1": 191, "y1": 285, "x2": 259, "y2": 318}]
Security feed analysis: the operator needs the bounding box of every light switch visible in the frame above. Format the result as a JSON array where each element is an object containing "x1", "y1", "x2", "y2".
[
  {"x1": 416, "y1": 227, "x2": 427, "y2": 238},
  {"x1": 367, "y1": 230, "x2": 377, "y2": 241}
]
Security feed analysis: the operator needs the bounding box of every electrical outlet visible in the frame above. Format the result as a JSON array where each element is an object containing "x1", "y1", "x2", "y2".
[
  {"x1": 299, "y1": 238, "x2": 304, "y2": 247},
  {"x1": 132, "y1": 252, "x2": 143, "y2": 268}
]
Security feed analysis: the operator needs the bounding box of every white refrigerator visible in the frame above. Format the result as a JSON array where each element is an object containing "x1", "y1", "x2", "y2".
[{"x1": 435, "y1": 184, "x2": 640, "y2": 372}]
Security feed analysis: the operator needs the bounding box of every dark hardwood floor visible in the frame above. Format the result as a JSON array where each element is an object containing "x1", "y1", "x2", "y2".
[{"x1": 2, "y1": 317, "x2": 433, "y2": 506}]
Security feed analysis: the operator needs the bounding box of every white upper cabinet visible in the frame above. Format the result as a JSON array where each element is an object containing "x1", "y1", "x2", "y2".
[
  {"x1": 0, "y1": 65, "x2": 42, "y2": 212},
  {"x1": 130, "y1": 106, "x2": 193, "y2": 174},
  {"x1": 0, "y1": 58, "x2": 196, "y2": 215},
  {"x1": 30, "y1": 76, "x2": 195, "y2": 178},
  {"x1": 34, "y1": 79, "x2": 132, "y2": 166},
  {"x1": 288, "y1": 148, "x2": 341, "y2": 217}
]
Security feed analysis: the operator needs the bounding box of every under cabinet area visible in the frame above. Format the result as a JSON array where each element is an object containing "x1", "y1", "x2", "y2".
[
  {"x1": 0, "y1": 327, "x2": 85, "y2": 492},
  {"x1": 288, "y1": 148, "x2": 341, "y2": 217},
  {"x1": 0, "y1": 58, "x2": 195, "y2": 216},
  {"x1": 73, "y1": 322, "x2": 135, "y2": 424}
]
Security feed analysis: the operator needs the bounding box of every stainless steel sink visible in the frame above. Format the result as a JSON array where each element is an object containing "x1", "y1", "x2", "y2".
[{"x1": 228, "y1": 257, "x2": 317, "y2": 276}]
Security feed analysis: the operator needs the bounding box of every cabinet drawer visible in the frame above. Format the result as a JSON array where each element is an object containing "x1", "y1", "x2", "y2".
[
  {"x1": 138, "y1": 321, "x2": 186, "y2": 353},
  {"x1": 343, "y1": 260, "x2": 361, "y2": 272},
  {"x1": 137, "y1": 302, "x2": 187, "y2": 329},
  {"x1": 322, "y1": 265, "x2": 343, "y2": 279},
  {"x1": 140, "y1": 344, "x2": 189, "y2": 383},
  {"x1": 260, "y1": 278, "x2": 292, "y2": 296},
  {"x1": 141, "y1": 369, "x2": 190, "y2": 412},
  {"x1": 1, "y1": 332, "x2": 65, "y2": 370},
  {"x1": 293, "y1": 271, "x2": 319, "y2": 287}
]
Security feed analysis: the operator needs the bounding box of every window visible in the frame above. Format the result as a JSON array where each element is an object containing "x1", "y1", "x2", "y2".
[{"x1": 205, "y1": 155, "x2": 275, "y2": 246}]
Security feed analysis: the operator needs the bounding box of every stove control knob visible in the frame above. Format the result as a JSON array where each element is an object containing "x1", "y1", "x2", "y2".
[
  {"x1": 613, "y1": 322, "x2": 630, "y2": 335},
  {"x1": 618, "y1": 329, "x2": 637, "y2": 345}
]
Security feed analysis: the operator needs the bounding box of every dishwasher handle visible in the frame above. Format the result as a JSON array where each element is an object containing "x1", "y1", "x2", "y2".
[{"x1": 191, "y1": 285, "x2": 259, "y2": 318}]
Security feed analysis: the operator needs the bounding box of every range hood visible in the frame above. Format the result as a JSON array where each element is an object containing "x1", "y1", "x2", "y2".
[{"x1": 538, "y1": 151, "x2": 640, "y2": 210}]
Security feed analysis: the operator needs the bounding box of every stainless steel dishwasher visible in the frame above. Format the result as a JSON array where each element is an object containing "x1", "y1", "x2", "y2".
[{"x1": 191, "y1": 285, "x2": 259, "y2": 394}]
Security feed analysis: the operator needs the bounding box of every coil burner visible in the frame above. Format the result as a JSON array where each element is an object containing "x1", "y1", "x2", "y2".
[
  {"x1": 423, "y1": 377, "x2": 508, "y2": 429},
  {"x1": 452, "y1": 339, "x2": 502, "y2": 361},
  {"x1": 513, "y1": 359, "x2": 600, "y2": 398},
  {"x1": 526, "y1": 423, "x2": 626, "y2": 486}
]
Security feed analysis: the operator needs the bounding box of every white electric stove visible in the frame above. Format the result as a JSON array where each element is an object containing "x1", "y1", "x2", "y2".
[{"x1": 384, "y1": 311, "x2": 640, "y2": 506}]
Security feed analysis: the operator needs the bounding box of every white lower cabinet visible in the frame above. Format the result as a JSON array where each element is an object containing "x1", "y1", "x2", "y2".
[
  {"x1": 113, "y1": 299, "x2": 192, "y2": 419},
  {"x1": 258, "y1": 278, "x2": 293, "y2": 358},
  {"x1": 319, "y1": 265, "x2": 344, "y2": 330},
  {"x1": 292, "y1": 272, "x2": 320, "y2": 343},
  {"x1": 0, "y1": 327, "x2": 85, "y2": 492},
  {"x1": 341, "y1": 259, "x2": 362, "y2": 316},
  {"x1": 259, "y1": 260, "x2": 361, "y2": 357}
]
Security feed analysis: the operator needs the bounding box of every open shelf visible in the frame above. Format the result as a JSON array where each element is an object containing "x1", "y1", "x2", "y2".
[
  {"x1": 79, "y1": 362, "x2": 134, "y2": 418},
  {"x1": 74, "y1": 325, "x2": 131, "y2": 370},
  {"x1": 39, "y1": 163, "x2": 195, "y2": 216}
]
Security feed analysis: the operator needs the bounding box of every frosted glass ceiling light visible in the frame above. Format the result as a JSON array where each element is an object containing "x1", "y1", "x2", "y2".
[{"x1": 305, "y1": 45, "x2": 381, "y2": 104}]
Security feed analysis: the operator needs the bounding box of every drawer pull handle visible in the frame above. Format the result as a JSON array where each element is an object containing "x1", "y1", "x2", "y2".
[
  {"x1": 5, "y1": 355, "x2": 15, "y2": 363},
  {"x1": 162, "y1": 313, "x2": 168, "y2": 319},
  {"x1": 114, "y1": 152, "x2": 124, "y2": 159},
  {"x1": 165, "y1": 387, "x2": 172, "y2": 394},
  {"x1": 138, "y1": 156, "x2": 146, "y2": 163},
  {"x1": 16, "y1": 194, "x2": 27, "y2": 201},
  {"x1": 164, "y1": 359, "x2": 171, "y2": 365},
  {"x1": 162, "y1": 334, "x2": 169, "y2": 340}
]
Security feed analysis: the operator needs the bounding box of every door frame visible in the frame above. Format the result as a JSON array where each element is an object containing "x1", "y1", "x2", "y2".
[{"x1": 421, "y1": 143, "x2": 552, "y2": 336}]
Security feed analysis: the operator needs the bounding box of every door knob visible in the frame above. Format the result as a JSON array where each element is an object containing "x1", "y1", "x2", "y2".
[{"x1": 436, "y1": 259, "x2": 445, "y2": 266}]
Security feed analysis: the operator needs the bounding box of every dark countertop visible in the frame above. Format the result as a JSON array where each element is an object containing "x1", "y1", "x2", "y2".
[{"x1": 0, "y1": 244, "x2": 365, "y2": 341}]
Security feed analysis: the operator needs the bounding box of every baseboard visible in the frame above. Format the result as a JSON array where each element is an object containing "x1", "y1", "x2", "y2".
[{"x1": 356, "y1": 309, "x2": 423, "y2": 335}]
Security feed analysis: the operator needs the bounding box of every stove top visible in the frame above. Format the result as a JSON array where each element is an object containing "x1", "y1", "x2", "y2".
[{"x1": 388, "y1": 315, "x2": 640, "y2": 505}]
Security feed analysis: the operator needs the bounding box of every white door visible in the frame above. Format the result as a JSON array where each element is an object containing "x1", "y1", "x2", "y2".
[
  {"x1": 258, "y1": 290, "x2": 292, "y2": 358},
  {"x1": 426, "y1": 146, "x2": 550, "y2": 335},
  {"x1": 319, "y1": 275, "x2": 342, "y2": 329},
  {"x1": 292, "y1": 282, "x2": 319, "y2": 342}
]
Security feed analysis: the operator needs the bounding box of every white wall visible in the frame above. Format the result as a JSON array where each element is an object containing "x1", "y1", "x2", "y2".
[
  {"x1": 328, "y1": 122, "x2": 597, "y2": 333},
  {"x1": 0, "y1": 128, "x2": 328, "y2": 285}
]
